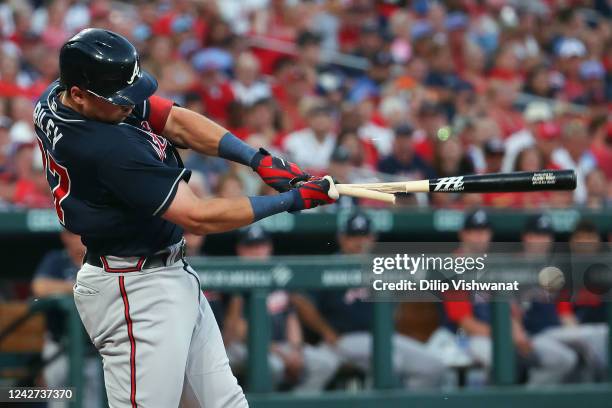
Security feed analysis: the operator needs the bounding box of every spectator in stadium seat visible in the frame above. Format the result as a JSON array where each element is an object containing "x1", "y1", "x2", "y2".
[
  {"x1": 551, "y1": 120, "x2": 597, "y2": 205},
  {"x1": 583, "y1": 168, "x2": 609, "y2": 210},
  {"x1": 231, "y1": 52, "x2": 271, "y2": 107},
  {"x1": 502, "y1": 101, "x2": 558, "y2": 173},
  {"x1": 283, "y1": 103, "x2": 336, "y2": 174},
  {"x1": 295, "y1": 30, "x2": 324, "y2": 75},
  {"x1": 433, "y1": 136, "x2": 474, "y2": 179},
  {"x1": 31, "y1": 230, "x2": 102, "y2": 408},
  {"x1": 481, "y1": 138, "x2": 505, "y2": 174},
  {"x1": 573, "y1": 60, "x2": 610, "y2": 106},
  {"x1": 12, "y1": 142, "x2": 51, "y2": 208},
  {"x1": 271, "y1": 65, "x2": 312, "y2": 132},
  {"x1": 589, "y1": 115, "x2": 612, "y2": 180},
  {"x1": 413, "y1": 102, "x2": 448, "y2": 163},
  {"x1": 486, "y1": 79, "x2": 524, "y2": 138},
  {"x1": 348, "y1": 51, "x2": 393, "y2": 104},
  {"x1": 483, "y1": 146, "x2": 549, "y2": 209},
  {"x1": 377, "y1": 123, "x2": 436, "y2": 180},
  {"x1": 523, "y1": 65, "x2": 558, "y2": 99},
  {"x1": 0, "y1": 116, "x2": 15, "y2": 206},
  {"x1": 215, "y1": 172, "x2": 246, "y2": 199},
  {"x1": 443, "y1": 210, "x2": 578, "y2": 385},
  {"x1": 189, "y1": 49, "x2": 235, "y2": 125},
  {"x1": 292, "y1": 212, "x2": 446, "y2": 389},
  {"x1": 430, "y1": 136, "x2": 475, "y2": 208},
  {"x1": 335, "y1": 129, "x2": 378, "y2": 171},
  {"x1": 555, "y1": 38, "x2": 588, "y2": 102},
  {"x1": 223, "y1": 225, "x2": 339, "y2": 392},
  {"x1": 243, "y1": 98, "x2": 284, "y2": 153}
]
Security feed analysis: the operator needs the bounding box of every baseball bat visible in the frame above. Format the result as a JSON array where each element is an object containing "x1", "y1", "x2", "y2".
[
  {"x1": 338, "y1": 170, "x2": 577, "y2": 195},
  {"x1": 324, "y1": 176, "x2": 396, "y2": 204}
]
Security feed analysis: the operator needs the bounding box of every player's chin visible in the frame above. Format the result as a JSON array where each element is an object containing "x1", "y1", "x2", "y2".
[{"x1": 101, "y1": 114, "x2": 129, "y2": 124}]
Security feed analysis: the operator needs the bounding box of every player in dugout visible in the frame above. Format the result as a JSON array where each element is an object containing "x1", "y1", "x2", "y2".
[
  {"x1": 443, "y1": 210, "x2": 578, "y2": 385},
  {"x1": 31, "y1": 230, "x2": 103, "y2": 408},
  {"x1": 223, "y1": 225, "x2": 339, "y2": 392},
  {"x1": 292, "y1": 211, "x2": 446, "y2": 389}
]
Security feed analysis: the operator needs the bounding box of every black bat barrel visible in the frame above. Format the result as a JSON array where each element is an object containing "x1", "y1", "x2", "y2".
[{"x1": 428, "y1": 170, "x2": 577, "y2": 193}]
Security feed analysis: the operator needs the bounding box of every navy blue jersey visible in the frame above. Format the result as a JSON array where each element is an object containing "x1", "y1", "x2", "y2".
[
  {"x1": 266, "y1": 291, "x2": 292, "y2": 342},
  {"x1": 33, "y1": 81, "x2": 191, "y2": 256},
  {"x1": 522, "y1": 302, "x2": 560, "y2": 335},
  {"x1": 314, "y1": 288, "x2": 372, "y2": 334},
  {"x1": 33, "y1": 250, "x2": 80, "y2": 344},
  {"x1": 34, "y1": 249, "x2": 78, "y2": 283}
]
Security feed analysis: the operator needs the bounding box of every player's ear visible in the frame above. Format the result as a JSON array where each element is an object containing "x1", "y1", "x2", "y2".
[{"x1": 69, "y1": 86, "x2": 87, "y2": 105}]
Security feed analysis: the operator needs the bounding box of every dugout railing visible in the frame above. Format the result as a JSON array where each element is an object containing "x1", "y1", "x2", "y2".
[{"x1": 6, "y1": 255, "x2": 612, "y2": 407}]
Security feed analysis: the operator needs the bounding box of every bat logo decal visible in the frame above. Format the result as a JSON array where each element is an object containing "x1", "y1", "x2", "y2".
[{"x1": 434, "y1": 176, "x2": 465, "y2": 192}]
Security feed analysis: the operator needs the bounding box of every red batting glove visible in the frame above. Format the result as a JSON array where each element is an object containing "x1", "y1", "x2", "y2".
[
  {"x1": 289, "y1": 177, "x2": 336, "y2": 211},
  {"x1": 250, "y1": 148, "x2": 309, "y2": 192}
]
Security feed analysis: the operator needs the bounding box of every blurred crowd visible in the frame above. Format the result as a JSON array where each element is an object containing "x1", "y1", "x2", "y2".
[{"x1": 0, "y1": 0, "x2": 610, "y2": 210}]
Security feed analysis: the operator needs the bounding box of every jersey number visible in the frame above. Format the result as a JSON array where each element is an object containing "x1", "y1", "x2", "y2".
[{"x1": 47, "y1": 155, "x2": 71, "y2": 225}]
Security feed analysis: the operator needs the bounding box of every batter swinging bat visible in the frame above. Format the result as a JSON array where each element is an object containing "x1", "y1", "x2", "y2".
[{"x1": 324, "y1": 170, "x2": 577, "y2": 204}]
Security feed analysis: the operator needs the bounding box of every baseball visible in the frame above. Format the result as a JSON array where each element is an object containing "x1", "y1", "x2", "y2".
[{"x1": 538, "y1": 266, "x2": 565, "y2": 292}]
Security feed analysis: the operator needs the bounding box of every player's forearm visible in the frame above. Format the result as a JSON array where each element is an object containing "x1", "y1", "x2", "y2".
[
  {"x1": 163, "y1": 106, "x2": 228, "y2": 155},
  {"x1": 164, "y1": 107, "x2": 258, "y2": 167},
  {"x1": 32, "y1": 279, "x2": 74, "y2": 297},
  {"x1": 560, "y1": 313, "x2": 579, "y2": 326},
  {"x1": 286, "y1": 313, "x2": 303, "y2": 348},
  {"x1": 179, "y1": 196, "x2": 254, "y2": 235},
  {"x1": 459, "y1": 316, "x2": 491, "y2": 337},
  {"x1": 171, "y1": 189, "x2": 297, "y2": 235},
  {"x1": 291, "y1": 295, "x2": 335, "y2": 337}
]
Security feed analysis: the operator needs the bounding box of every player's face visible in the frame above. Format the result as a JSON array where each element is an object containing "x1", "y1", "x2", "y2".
[
  {"x1": 237, "y1": 242, "x2": 273, "y2": 259},
  {"x1": 67, "y1": 87, "x2": 133, "y2": 124},
  {"x1": 569, "y1": 232, "x2": 601, "y2": 254},
  {"x1": 522, "y1": 233, "x2": 553, "y2": 255},
  {"x1": 339, "y1": 234, "x2": 375, "y2": 255},
  {"x1": 459, "y1": 228, "x2": 492, "y2": 253},
  {"x1": 83, "y1": 92, "x2": 134, "y2": 124}
]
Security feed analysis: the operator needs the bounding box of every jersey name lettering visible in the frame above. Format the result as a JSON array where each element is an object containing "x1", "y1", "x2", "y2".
[{"x1": 34, "y1": 102, "x2": 64, "y2": 149}]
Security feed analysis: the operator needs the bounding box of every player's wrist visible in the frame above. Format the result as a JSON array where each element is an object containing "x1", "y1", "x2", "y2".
[
  {"x1": 249, "y1": 147, "x2": 269, "y2": 170},
  {"x1": 218, "y1": 132, "x2": 258, "y2": 167},
  {"x1": 248, "y1": 190, "x2": 298, "y2": 221}
]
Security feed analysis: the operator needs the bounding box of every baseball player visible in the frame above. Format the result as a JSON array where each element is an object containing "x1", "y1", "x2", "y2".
[
  {"x1": 223, "y1": 225, "x2": 339, "y2": 392},
  {"x1": 33, "y1": 28, "x2": 335, "y2": 408},
  {"x1": 292, "y1": 212, "x2": 446, "y2": 389},
  {"x1": 31, "y1": 230, "x2": 102, "y2": 408},
  {"x1": 443, "y1": 210, "x2": 578, "y2": 385}
]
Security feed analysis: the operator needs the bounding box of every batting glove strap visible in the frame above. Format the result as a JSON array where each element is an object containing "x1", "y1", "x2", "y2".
[
  {"x1": 251, "y1": 148, "x2": 309, "y2": 192},
  {"x1": 289, "y1": 177, "x2": 336, "y2": 211}
]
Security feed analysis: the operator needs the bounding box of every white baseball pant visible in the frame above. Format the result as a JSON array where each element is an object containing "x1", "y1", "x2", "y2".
[
  {"x1": 73, "y1": 255, "x2": 248, "y2": 408},
  {"x1": 467, "y1": 334, "x2": 578, "y2": 385},
  {"x1": 320, "y1": 331, "x2": 446, "y2": 389}
]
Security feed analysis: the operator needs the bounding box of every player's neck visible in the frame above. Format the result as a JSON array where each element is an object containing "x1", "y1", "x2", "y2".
[{"x1": 60, "y1": 91, "x2": 84, "y2": 115}]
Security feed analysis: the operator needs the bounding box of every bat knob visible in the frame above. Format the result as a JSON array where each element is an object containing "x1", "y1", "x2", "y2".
[{"x1": 323, "y1": 175, "x2": 340, "y2": 200}]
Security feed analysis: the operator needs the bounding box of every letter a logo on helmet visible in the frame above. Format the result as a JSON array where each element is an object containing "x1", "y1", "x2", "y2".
[{"x1": 127, "y1": 61, "x2": 140, "y2": 85}]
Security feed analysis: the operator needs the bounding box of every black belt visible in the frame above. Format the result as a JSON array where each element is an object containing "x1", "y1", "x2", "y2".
[{"x1": 84, "y1": 243, "x2": 184, "y2": 272}]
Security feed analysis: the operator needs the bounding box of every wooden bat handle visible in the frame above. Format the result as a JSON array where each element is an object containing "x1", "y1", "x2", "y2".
[
  {"x1": 325, "y1": 176, "x2": 396, "y2": 204},
  {"x1": 341, "y1": 180, "x2": 429, "y2": 193}
]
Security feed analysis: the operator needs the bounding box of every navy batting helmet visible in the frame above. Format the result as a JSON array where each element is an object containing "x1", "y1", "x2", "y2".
[{"x1": 59, "y1": 28, "x2": 157, "y2": 106}]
